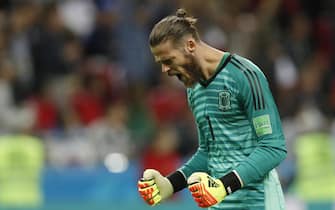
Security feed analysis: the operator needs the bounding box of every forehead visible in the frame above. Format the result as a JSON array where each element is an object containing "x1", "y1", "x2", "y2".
[{"x1": 151, "y1": 40, "x2": 180, "y2": 62}]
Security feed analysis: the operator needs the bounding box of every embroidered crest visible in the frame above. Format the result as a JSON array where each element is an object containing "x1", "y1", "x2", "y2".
[{"x1": 219, "y1": 90, "x2": 231, "y2": 111}]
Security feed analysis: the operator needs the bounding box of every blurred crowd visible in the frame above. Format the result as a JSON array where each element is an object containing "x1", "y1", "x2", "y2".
[{"x1": 0, "y1": 0, "x2": 335, "y2": 202}]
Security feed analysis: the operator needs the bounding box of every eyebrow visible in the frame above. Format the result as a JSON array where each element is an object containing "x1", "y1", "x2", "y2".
[{"x1": 155, "y1": 57, "x2": 174, "y2": 64}]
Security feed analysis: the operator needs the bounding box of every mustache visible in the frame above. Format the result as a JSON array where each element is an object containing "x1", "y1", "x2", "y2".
[{"x1": 167, "y1": 71, "x2": 180, "y2": 77}]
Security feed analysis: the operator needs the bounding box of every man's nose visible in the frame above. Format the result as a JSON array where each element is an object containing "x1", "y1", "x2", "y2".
[{"x1": 161, "y1": 64, "x2": 170, "y2": 73}]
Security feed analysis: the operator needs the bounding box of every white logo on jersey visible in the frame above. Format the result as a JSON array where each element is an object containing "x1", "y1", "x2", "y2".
[{"x1": 219, "y1": 90, "x2": 231, "y2": 111}]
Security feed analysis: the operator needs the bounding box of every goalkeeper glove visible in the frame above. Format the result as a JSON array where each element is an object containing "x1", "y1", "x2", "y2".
[
  {"x1": 187, "y1": 172, "x2": 227, "y2": 208},
  {"x1": 137, "y1": 169, "x2": 173, "y2": 206}
]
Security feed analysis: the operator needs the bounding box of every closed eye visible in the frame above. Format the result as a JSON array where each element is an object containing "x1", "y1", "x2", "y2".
[{"x1": 161, "y1": 59, "x2": 172, "y2": 66}]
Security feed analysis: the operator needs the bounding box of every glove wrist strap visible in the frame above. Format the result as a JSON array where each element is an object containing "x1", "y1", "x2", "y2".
[
  {"x1": 219, "y1": 171, "x2": 242, "y2": 194},
  {"x1": 167, "y1": 170, "x2": 187, "y2": 193}
]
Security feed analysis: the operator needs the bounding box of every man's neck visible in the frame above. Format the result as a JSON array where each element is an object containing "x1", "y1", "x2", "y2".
[{"x1": 197, "y1": 42, "x2": 225, "y2": 80}]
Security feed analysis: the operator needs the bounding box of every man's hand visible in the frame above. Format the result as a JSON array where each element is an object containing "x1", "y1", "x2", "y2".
[
  {"x1": 187, "y1": 172, "x2": 227, "y2": 208},
  {"x1": 137, "y1": 169, "x2": 173, "y2": 206}
]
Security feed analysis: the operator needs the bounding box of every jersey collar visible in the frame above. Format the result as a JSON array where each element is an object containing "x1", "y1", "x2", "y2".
[{"x1": 199, "y1": 52, "x2": 232, "y2": 87}]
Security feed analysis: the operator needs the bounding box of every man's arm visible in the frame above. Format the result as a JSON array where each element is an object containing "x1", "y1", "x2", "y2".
[
  {"x1": 138, "y1": 92, "x2": 210, "y2": 205},
  {"x1": 232, "y1": 55, "x2": 287, "y2": 186},
  {"x1": 168, "y1": 124, "x2": 209, "y2": 192},
  {"x1": 166, "y1": 89, "x2": 210, "y2": 192}
]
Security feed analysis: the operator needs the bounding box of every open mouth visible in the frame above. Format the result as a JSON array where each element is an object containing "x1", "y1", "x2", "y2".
[{"x1": 168, "y1": 72, "x2": 182, "y2": 79}]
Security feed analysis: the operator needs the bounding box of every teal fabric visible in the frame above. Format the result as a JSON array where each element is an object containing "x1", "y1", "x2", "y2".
[{"x1": 179, "y1": 53, "x2": 287, "y2": 209}]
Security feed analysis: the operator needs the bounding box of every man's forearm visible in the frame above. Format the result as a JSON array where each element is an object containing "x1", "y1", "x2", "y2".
[
  {"x1": 235, "y1": 140, "x2": 287, "y2": 185},
  {"x1": 179, "y1": 147, "x2": 209, "y2": 178}
]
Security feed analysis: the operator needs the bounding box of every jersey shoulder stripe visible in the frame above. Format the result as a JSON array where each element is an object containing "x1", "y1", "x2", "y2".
[{"x1": 230, "y1": 56, "x2": 265, "y2": 110}]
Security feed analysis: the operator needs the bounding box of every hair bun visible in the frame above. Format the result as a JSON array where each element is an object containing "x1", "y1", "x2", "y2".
[{"x1": 176, "y1": 8, "x2": 187, "y2": 18}]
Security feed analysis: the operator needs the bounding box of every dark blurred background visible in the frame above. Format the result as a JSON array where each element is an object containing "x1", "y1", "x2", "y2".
[{"x1": 0, "y1": 0, "x2": 334, "y2": 210}]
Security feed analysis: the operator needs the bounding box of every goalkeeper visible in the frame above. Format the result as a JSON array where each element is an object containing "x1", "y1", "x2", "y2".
[{"x1": 138, "y1": 8, "x2": 287, "y2": 210}]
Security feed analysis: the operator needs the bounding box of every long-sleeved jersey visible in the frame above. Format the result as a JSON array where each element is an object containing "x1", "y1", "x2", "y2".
[{"x1": 179, "y1": 53, "x2": 287, "y2": 210}]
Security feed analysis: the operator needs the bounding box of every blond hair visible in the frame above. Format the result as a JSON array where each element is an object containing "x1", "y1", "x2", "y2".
[{"x1": 149, "y1": 8, "x2": 200, "y2": 47}]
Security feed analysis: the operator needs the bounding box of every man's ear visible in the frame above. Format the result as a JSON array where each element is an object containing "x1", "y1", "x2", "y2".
[{"x1": 185, "y1": 38, "x2": 196, "y2": 53}]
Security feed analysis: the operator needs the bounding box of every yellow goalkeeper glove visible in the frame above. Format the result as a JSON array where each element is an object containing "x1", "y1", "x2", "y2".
[
  {"x1": 187, "y1": 172, "x2": 227, "y2": 208},
  {"x1": 137, "y1": 169, "x2": 173, "y2": 206}
]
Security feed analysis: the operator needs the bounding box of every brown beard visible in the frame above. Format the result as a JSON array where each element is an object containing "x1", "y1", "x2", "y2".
[{"x1": 182, "y1": 54, "x2": 203, "y2": 83}]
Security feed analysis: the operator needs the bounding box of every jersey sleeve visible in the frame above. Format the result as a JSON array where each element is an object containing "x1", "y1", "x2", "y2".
[
  {"x1": 232, "y1": 55, "x2": 287, "y2": 186},
  {"x1": 179, "y1": 90, "x2": 209, "y2": 178},
  {"x1": 179, "y1": 125, "x2": 209, "y2": 177}
]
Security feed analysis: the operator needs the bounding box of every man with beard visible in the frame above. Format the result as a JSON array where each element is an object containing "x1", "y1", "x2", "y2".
[{"x1": 138, "y1": 8, "x2": 287, "y2": 210}]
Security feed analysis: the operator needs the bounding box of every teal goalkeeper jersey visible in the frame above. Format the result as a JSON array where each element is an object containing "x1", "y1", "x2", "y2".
[{"x1": 179, "y1": 53, "x2": 287, "y2": 210}]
